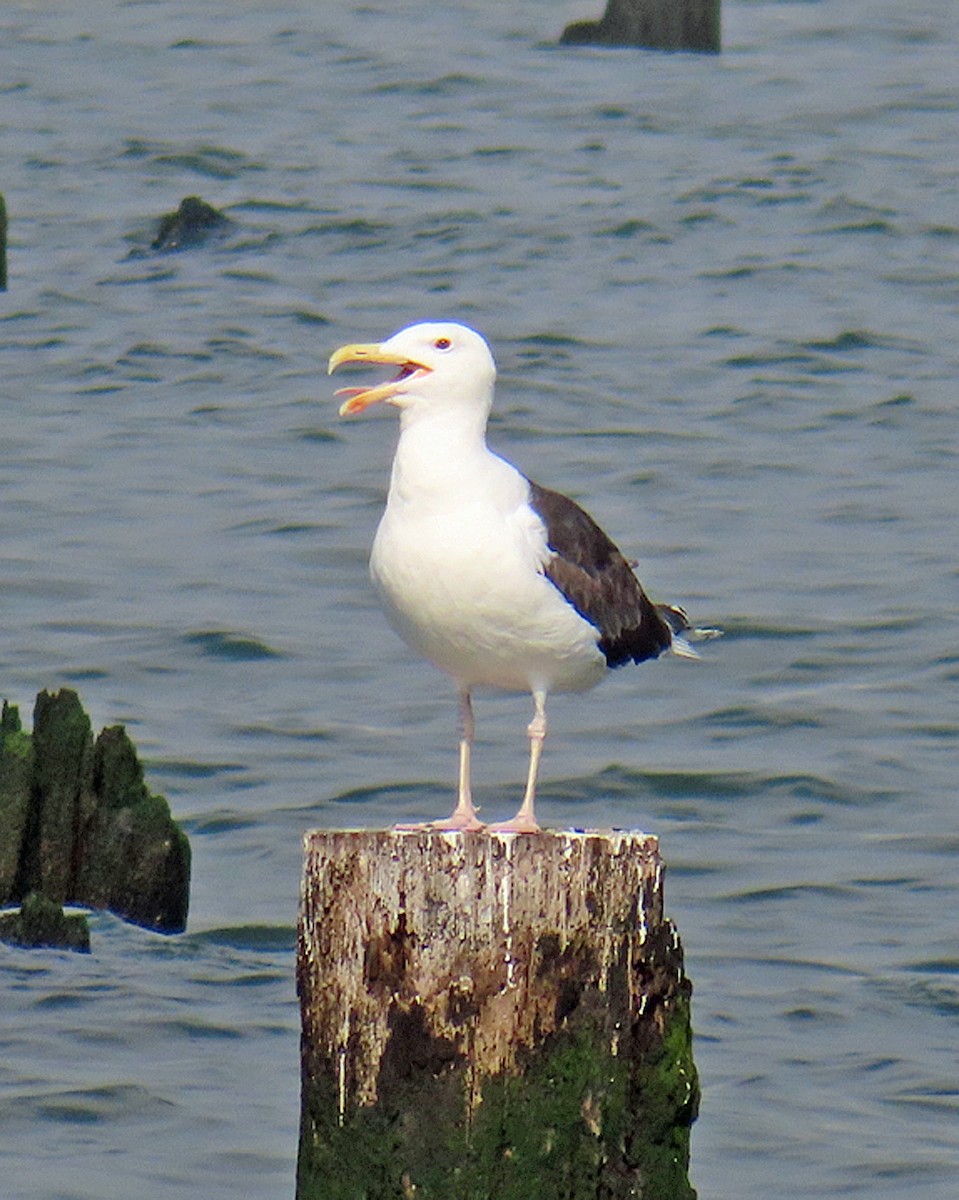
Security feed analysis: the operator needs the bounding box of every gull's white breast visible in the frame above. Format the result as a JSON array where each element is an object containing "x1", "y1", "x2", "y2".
[{"x1": 369, "y1": 453, "x2": 605, "y2": 695}]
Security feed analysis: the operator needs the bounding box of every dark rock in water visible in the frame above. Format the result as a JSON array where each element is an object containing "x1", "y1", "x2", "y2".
[
  {"x1": 151, "y1": 195, "x2": 232, "y2": 252},
  {"x1": 561, "y1": 0, "x2": 720, "y2": 53},
  {"x1": 0, "y1": 689, "x2": 191, "y2": 942},
  {"x1": 0, "y1": 891, "x2": 90, "y2": 953}
]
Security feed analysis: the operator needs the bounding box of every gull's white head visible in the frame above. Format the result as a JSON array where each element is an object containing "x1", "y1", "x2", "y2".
[{"x1": 329, "y1": 321, "x2": 496, "y2": 420}]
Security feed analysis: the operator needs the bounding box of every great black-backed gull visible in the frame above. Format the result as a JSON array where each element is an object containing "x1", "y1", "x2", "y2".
[{"x1": 329, "y1": 321, "x2": 714, "y2": 832}]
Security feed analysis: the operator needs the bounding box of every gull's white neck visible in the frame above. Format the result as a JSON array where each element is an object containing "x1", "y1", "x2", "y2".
[{"x1": 388, "y1": 401, "x2": 496, "y2": 507}]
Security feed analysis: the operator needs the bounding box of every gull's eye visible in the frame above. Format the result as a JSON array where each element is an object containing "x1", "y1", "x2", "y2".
[{"x1": 433, "y1": 337, "x2": 452, "y2": 351}]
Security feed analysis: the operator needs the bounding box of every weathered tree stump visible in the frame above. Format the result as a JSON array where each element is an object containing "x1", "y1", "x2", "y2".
[
  {"x1": 561, "y1": 0, "x2": 720, "y2": 54},
  {"x1": 297, "y1": 829, "x2": 698, "y2": 1200},
  {"x1": 0, "y1": 689, "x2": 191, "y2": 939}
]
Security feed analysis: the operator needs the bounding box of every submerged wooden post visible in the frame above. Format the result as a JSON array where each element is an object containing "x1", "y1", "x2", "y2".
[
  {"x1": 1, "y1": 192, "x2": 7, "y2": 291},
  {"x1": 561, "y1": 0, "x2": 721, "y2": 54},
  {"x1": 297, "y1": 829, "x2": 698, "y2": 1200}
]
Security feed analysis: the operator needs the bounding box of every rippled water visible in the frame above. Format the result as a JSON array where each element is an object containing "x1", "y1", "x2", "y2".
[{"x1": 1, "y1": 2, "x2": 957, "y2": 1197}]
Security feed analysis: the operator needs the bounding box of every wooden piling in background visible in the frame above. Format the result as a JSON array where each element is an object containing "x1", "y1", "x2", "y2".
[
  {"x1": 297, "y1": 829, "x2": 698, "y2": 1199},
  {"x1": 561, "y1": 0, "x2": 721, "y2": 54},
  {"x1": 1, "y1": 193, "x2": 7, "y2": 291}
]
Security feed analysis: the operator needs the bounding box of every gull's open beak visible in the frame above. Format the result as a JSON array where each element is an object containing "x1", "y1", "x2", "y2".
[{"x1": 328, "y1": 342, "x2": 431, "y2": 416}]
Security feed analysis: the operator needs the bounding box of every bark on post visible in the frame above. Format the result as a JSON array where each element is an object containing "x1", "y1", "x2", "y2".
[
  {"x1": 561, "y1": 0, "x2": 721, "y2": 54},
  {"x1": 297, "y1": 829, "x2": 698, "y2": 1200}
]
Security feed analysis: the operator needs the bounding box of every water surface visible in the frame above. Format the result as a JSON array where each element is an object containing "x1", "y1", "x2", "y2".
[{"x1": 1, "y1": 2, "x2": 957, "y2": 1197}]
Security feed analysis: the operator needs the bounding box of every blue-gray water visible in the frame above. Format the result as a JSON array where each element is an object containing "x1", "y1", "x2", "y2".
[{"x1": 1, "y1": 1, "x2": 957, "y2": 1196}]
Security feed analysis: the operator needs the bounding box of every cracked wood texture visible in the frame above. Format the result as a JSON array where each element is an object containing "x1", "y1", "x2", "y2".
[{"x1": 297, "y1": 829, "x2": 698, "y2": 1200}]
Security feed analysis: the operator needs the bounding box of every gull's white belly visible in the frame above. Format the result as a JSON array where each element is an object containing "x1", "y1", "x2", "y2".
[{"x1": 370, "y1": 499, "x2": 605, "y2": 694}]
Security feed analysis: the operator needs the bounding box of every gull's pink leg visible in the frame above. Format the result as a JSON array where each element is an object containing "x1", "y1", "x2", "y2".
[
  {"x1": 431, "y1": 688, "x2": 484, "y2": 831},
  {"x1": 490, "y1": 689, "x2": 546, "y2": 834}
]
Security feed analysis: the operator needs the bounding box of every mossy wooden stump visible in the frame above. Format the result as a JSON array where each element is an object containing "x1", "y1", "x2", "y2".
[
  {"x1": 0, "y1": 689, "x2": 190, "y2": 941},
  {"x1": 297, "y1": 829, "x2": 698, "y2": 1200}
]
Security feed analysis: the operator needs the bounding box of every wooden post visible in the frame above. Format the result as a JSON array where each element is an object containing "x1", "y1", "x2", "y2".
[
  {"x1": 561, "y1": 0, "x2": 721, "y2": 54},
  {"x1": 297, "y1": 829, "x2": 698, "y2": 1200}
]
